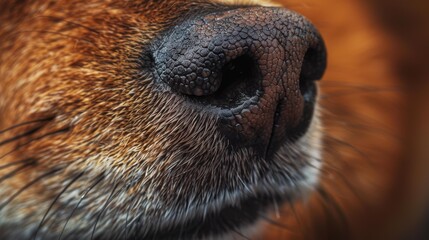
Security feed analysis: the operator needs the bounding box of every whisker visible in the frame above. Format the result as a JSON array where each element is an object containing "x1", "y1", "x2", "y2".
[
  {"x1": 124, "y1": 192, "x2": 137, "y2": 240},
  {"x1": 32, "y1": 172, "x2": 85, "y2": 240},
  {"x1": 272, "y1": 196, "x2": 280, "y2": 219},
  {"x1": 321, "y1": 101, "x2": 398, "y2": 125},
  {"x1": 324, "y1": 134, "x2": 376, "y2": 168},
  {"x1": 0, "y1": 117, "x2": 54, "y2": 135},
  {"x1": 320, "y1": 109, "x2": 399, "y2": 140},
  {"x1": 123, "y1": 204, "x2": 145, "y2": 232},
  {"x1": 58, "y1": 173, "x2": 105, "y2": 240},
  {"x1": 298, "y1": 149, "x2": 372, "y2": 209},
  {"x1": 0, "y1": 168, "x2": 62, "y2": 211},
  {"x1": 231, "y1": 228, "x2": 251, "y2": 240},
  {"x1": 0, "y1": 160, "x2": 35, "y2": 184},
  {"x1": 0, "y1": 127, "x2": 70, "y2": 161},
  {"x1": 90, "y1": 182, "x2": 120, "y2": 240},
  {"x1": 0, "y1": 125, "x2": 45, "y2": 146},
  {"x1": 284, "y1": 194, "x2": 308, "y2": 239},
  {"x1": 312, "y1": 160, "x2": 371, "y2": 209},
  {"x1": 259, "y1": 214, "x2": 293, "y2": 232},
  {"x1": 0, "y1": 158, "x2": 35, "y2": 170},
  {"x1": 316, "y1": 187, "x2": 349, "y2": 238}
]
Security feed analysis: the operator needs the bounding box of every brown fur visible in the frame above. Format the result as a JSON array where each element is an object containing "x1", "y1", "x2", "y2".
[
  {"x1": 0, "y1": 0, "x2": 424, "y2": 239},
  {"x1": 0, "y1": 1, "x2": 244, "y2": 238}
]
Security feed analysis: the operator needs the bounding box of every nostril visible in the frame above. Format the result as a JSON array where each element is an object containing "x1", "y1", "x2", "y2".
[
  {"x1": 192, "y1": 54, "x2": 262, "y2": 108},
  {"x1": 299, "y1": 46, "x2": 327, "y2": 100},
  {"x1": 221, "y1": 55, "x2": 258, "y2": 94}
]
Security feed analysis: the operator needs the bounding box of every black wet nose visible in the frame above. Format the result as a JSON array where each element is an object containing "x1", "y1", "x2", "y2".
[{"x1": 153, "y1": 7, "x2": 326, "y2": 157}]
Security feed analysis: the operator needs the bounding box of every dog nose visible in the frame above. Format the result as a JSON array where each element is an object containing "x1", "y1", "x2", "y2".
[{"x1": 153, "y1": 7, "x2": 326, "y2": 157}]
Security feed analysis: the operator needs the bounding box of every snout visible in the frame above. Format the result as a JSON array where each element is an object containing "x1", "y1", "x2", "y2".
[{"x1": 153, "y1": 7, "x2": 326, "y2": 158}]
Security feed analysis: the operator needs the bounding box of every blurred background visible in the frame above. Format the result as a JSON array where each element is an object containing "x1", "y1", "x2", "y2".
[{"x1": 260, "y1": 0, "x2": 429, "y2": 239}]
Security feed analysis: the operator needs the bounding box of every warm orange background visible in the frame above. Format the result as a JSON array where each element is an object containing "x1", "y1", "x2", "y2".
[{"x1": 260, "y1": 0, "x2": 429, "y2": 239}]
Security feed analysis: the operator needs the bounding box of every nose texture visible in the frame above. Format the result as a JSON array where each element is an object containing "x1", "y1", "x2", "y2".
[{"x1": 153, "y1": 7, "x2": 326, "y2": 158}]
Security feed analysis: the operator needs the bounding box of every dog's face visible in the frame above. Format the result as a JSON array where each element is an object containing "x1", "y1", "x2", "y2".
[{"x1": 0, "y1": 0, "x2": 326, "y2": 239}]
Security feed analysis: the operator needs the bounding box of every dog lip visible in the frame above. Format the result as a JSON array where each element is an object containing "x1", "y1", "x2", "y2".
[{"x1": 141, "y1": 193, "x2": 283, "y2": 239}]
